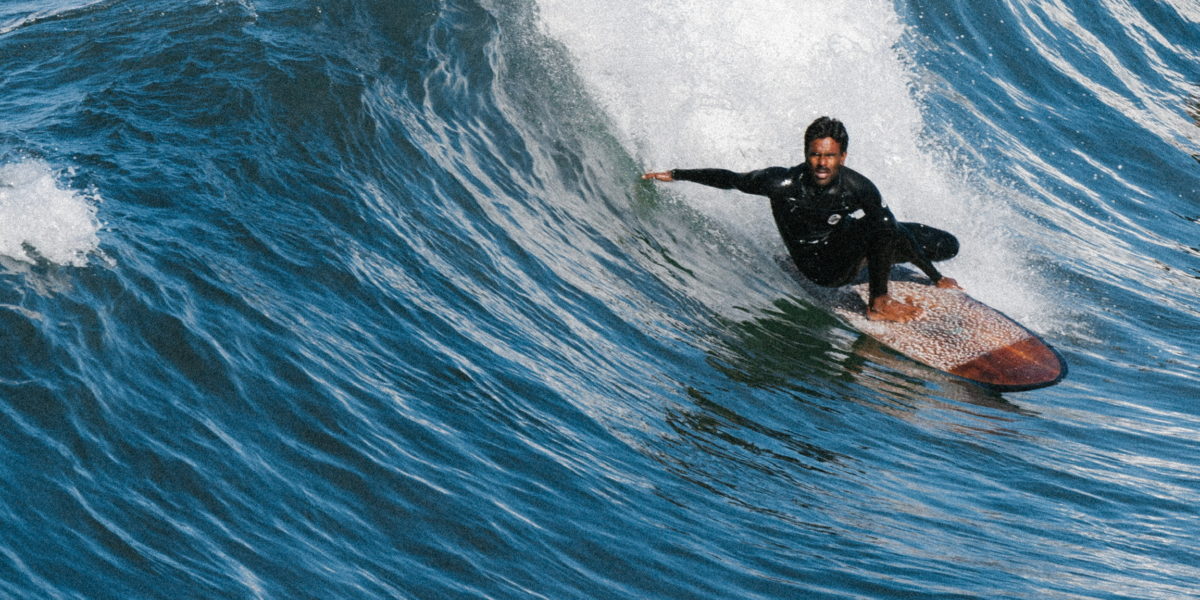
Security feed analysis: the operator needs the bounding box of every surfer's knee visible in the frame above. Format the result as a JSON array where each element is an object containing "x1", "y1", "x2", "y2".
[
  {"x1": 902, "y1": 223, "x2": 959, "y2": 262},
  {"x1": 925, "y1": 231, "x2": 959, "y2": 262},
  {"x1": 926, "y1": 232, "x2": 955, "y2": 261}
]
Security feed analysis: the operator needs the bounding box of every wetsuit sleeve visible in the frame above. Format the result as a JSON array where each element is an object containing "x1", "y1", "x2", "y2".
[
  {"x1": 857, "y1": 177, "x2": 895, "y2": 232},
  {"x1": 901, "y1": 227, "x2": 944, "y2": 283},
  {"x1": 859, "y1": 179, "x2": 947, "y2": 284},
  {"x1": 858, "y1": 178, "x2": 945, "y2": 297},
  {"x1": 867, "y1": 231, "x2": 943, "y2": 299},
  {"x1": 855, "y1": 179, "x2": 901, "y2": 300},
  {"x1": 671, "y1": 167, "x2": 790, "y2": 197}
]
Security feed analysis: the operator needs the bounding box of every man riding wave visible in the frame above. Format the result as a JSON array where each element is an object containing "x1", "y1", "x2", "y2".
[{"x1": 642, "y1": 116, "x2": 960, "y2": 323}]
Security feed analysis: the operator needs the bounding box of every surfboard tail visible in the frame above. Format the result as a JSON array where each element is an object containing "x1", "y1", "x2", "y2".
[{"x1": 950, "y1": 336, "x2": 1068, "y2": 392}]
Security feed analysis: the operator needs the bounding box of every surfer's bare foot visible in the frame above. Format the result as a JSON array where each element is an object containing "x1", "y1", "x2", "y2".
[{"x1": 867, "y1": 295, "x2": 922, "y2": 323}]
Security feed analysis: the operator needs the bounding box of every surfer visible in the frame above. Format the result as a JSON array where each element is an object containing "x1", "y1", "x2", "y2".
[{"x1": 642, "y1": 116, "x2": 960, "y2": 323}]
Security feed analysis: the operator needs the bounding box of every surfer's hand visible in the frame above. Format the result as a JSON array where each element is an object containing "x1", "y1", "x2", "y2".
[
  {"x1": 867, "y1": 294, "x2": 922, "y2": 323},
  {"x1": 641, "y1": 171, "x2": 674, "y2": 182},
  {"x1": 935, "y1": 277, "x2": 961, "y2": 290}
]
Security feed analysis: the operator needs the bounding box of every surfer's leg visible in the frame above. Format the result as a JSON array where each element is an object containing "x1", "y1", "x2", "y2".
[{"x1": 865, "y1": 225, "x2": 897, "y2": 300}]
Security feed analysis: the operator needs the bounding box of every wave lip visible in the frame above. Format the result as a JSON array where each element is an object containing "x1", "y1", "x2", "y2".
[{"x1": 0, "y1": 159, "x2": 102, "y2": 267}]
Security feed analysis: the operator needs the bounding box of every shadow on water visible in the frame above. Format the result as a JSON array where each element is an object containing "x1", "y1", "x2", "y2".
[
  {"x1": 641, "y1": 295, "x2": 1039, "y2": 530},
  {"x1": 844, "y1": 335, "x2": 1038, "y2": 416},
  {"x1": 651, "y1": 293, "x2": 1042, "y2": 467},
  {"x1": 705, "y1": 297, "x2": 856, "y2": 396},
  {"x1": 708, "y1": 295, "x2": 1035, "y2": 416}
]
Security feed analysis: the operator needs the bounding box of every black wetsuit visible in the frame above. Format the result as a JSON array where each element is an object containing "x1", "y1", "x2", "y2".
[{"x1": 670, "y1": 164, "x2": 958, "y2": 300}]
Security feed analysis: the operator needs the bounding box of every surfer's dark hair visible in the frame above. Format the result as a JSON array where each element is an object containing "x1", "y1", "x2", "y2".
[{"x1": 804, "y1": 116, "x2": 849, "y2": 154}]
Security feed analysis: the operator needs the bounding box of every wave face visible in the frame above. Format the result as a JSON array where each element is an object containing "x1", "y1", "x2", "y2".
[{"x1": 0, "y1": 0, "x2": 1197, "y2": 598}]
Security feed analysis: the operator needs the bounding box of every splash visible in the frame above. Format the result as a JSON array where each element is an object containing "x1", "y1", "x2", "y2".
[
  {"x1": 535, "y1": 0, "x2": 1052, "y2": 326},
  {"x1": 0, "y1": 159, "x2": 102, "y2": 267},
  {"x1": 535, "y1": 1, "x2": 918, "y2": 168}
]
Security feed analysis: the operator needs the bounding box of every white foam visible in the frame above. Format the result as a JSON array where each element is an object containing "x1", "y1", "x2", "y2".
[
  {"x1": 0, "y1": 159, "x2": 102, "y2": 267},
  {"x1": 535, "y1": 0, "x2": 1053, "y2": 327}
]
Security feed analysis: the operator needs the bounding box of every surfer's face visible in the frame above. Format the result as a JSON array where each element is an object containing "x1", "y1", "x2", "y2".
[{"x1": 806, "y1": 137, "x2": 846, "y2": 186}]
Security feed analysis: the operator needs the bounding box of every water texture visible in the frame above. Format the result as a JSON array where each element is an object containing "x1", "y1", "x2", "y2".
[{"x1": 0, "y1": 0, "x2": 1197, "y2": 598}]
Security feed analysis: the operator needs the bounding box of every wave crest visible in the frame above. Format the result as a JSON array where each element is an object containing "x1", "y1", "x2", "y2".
[{"x1": 0, "y1": 159, "x2": 102, "y2": 267}]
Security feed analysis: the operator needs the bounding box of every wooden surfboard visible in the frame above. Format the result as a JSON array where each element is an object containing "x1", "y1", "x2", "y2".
[{"x1": 793, "y1": 267, "x2": 1067, "y2": 392}]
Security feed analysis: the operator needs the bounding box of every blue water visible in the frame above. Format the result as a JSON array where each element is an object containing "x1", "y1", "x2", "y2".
[{"x1": 1, "y1": 0, "x2": 1197, "y2": 598}]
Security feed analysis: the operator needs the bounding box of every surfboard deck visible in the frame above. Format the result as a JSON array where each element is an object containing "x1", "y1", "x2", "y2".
[{"x1": 791, "y1": 266, "x2": 1067, "y2": 392}]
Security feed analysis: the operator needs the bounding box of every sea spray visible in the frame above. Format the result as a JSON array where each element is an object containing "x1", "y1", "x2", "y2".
[
  {"x1": 0, "y1": 159, "x2": 102, "y2": 267},
  {"x1": 534, "y1": 0, "x2": 1054, "y2": 327}
]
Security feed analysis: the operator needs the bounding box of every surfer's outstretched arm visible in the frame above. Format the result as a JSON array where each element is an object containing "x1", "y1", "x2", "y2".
[
  {"x1": 644, "y1": 168, "x2": 742, "y2": 189},
  {"x1": 643, "y1": 168, "x2": 788, "y2": 195}
]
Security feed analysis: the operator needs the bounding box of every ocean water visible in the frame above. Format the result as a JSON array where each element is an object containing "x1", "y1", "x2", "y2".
[{"x1": 0, "y1": 0, "x2": 1197, "y2": 598}]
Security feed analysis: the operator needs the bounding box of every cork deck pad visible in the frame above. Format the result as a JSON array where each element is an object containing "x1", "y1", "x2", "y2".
[{"x1": 797, "y1": 268, "x2": 1067, "y2": 392}]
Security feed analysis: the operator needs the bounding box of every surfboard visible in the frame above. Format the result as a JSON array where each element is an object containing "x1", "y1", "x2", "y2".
[{"x1": 792, "y1": 266, "x2": 1067, "y2": 392}]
